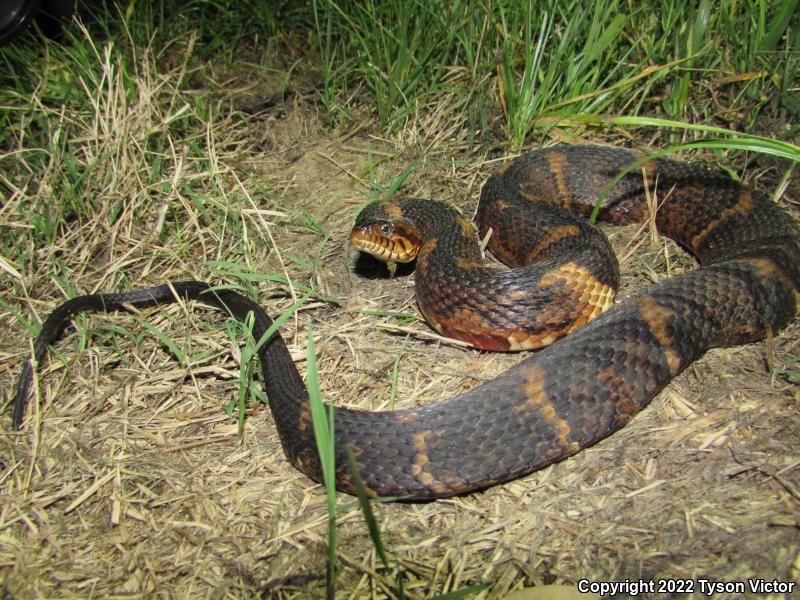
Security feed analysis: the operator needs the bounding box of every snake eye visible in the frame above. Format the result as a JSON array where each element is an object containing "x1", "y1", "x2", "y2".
[{"x1": 379, "y1": 223, "x2": 391, "y2": 235}]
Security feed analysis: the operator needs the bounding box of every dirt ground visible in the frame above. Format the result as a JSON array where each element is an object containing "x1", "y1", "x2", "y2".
[{"x1": 2, "y1": 88, "x2": 799, "y2": 598}]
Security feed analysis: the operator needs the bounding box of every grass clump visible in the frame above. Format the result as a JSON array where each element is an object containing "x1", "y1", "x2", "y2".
[{"x1": 305, "y1": 0, "x2": 798, "y2": 144}]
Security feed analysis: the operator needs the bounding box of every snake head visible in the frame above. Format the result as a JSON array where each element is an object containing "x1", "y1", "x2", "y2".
[{"x1": 351, "y1": 203, "x2": 422, "y2": 263}]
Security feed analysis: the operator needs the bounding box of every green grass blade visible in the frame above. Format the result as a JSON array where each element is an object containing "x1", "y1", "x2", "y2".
[
  {"x1": 137, "y1": 321, "x2": 188, "y2": 364},
  {"x1": 429, "y1": 583, "x2": 491, "y2": 599},
  {"x1": 588, "y1": 131, "x2": 799, "y2": 222},
  {"x1": 345, "y1": 447, "x2": 389, "y2": 568},
  {"x1": 306, "y1": 323, "x2": 338, "y2": 599},
  {"x1": 761, "y1": 0, "x2": 799, "y2": 52}
]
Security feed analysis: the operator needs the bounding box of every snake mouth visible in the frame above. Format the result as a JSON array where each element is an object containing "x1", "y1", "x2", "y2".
[{"x1": 350, "y1": 221, "x2": 422, "y2": 263}]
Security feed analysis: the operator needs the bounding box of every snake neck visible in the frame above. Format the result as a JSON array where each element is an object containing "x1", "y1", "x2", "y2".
[{"x1": 388, "y1": 197, "x2": 484, "y2": 265}]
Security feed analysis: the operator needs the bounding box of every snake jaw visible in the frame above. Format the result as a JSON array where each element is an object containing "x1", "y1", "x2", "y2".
[{"x1": 350, "y1": 221, "x2": 422, "y2": 263}]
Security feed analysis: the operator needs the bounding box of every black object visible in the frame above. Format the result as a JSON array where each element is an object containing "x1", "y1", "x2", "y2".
[
  {"x1": 0, "y1": 0, "x2": 41, "y2": 45},
  {"x1": 0, "y1": 0, "x2": 93, "y2": 46}
]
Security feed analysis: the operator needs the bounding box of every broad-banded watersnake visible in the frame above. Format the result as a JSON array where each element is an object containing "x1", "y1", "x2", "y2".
[{"x1": 10, "y1": 145, "x2": 800, "y2": 500}]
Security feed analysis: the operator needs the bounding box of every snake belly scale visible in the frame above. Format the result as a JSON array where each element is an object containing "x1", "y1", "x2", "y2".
[{"x1": 10, "y1": 145, "x2": 800, "y2": 500}]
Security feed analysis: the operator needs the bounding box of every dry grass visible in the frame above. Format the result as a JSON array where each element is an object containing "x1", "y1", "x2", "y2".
[{"x1": 2, "y1": 28, "x2": 800, "y2": 600}]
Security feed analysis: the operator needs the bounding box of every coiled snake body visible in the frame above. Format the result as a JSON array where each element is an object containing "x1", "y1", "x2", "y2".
[{"x1": 11, "y1": 145, "x2": 800, "y2": 500}]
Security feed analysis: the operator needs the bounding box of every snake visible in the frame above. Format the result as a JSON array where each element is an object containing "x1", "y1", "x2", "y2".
[{"x1": 10, "y1": 145, "x2": 800, "y2": 500}]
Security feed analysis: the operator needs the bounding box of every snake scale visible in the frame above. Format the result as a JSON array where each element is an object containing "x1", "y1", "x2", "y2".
[{"x1": 10, "y1": 145, "x2": 800, "y2": 500}]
